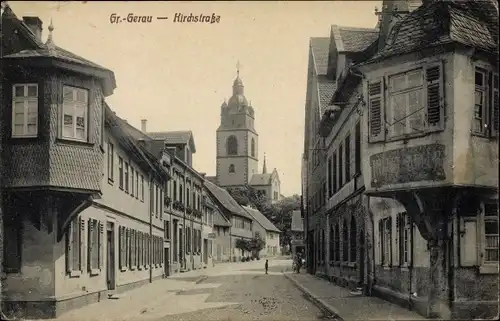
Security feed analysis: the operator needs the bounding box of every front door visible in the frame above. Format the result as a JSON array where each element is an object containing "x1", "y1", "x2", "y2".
[
  {"x1": 106, "y1": 222, "x2": 116, "y2": 291},
  {"x1": 203, "y1": 239, "x2": 208, "y2": 264},
  {"x1": 164, "y1": 248, "x2": 170, "y2": 277}
]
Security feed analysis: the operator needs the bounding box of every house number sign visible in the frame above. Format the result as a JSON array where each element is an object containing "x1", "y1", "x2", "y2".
[{"x1": 370, "y1": 143, "x2": 446, "y2": 188}]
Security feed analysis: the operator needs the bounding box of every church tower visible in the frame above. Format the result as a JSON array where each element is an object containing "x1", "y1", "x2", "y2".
[{"x1": 216, "y1": 63, "x2": 259, "y2": 187}]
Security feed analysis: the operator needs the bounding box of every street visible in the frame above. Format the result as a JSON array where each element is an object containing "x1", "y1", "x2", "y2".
[{"x1": 49, "y1": 259, "x2": 337, "y2": 321}]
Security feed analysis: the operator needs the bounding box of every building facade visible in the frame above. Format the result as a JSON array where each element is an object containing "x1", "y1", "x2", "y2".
[
  {"x1": 242, "y1": 206, "x2": 281, "y2": 257},
  {"x1": 303, "y1": 0, "x2": 499, "y2": 320},
  {"x1": 0, "y1": 8, "x2": 172, "y2": 319},
  {"x1": 290, "y1": 210, "x2": 305, "y2": 257}
]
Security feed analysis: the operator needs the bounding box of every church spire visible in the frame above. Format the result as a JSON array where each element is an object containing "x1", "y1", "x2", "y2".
[
  {"x1": 262, "y1": 153, "x2": 267, "y2": 174},
  {"x1": 232, "y1": 60, "x2": 244, "y2": 96}
]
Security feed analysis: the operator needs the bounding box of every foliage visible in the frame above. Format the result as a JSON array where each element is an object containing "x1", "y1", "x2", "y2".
[
  {"x1": 235, "y1": 238, "x2": 249, "y2": 252},
  {"x1": 226, "y1": 186, "x2": 301, "y2": 250}
]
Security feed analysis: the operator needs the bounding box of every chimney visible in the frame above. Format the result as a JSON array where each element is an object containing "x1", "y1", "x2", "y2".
[
  {"x1": 23, "y1": 16, "x2": 43, "y2": 41},
  {"x1": 141, "y1": 119, "x2": 147, "y2": 132}
]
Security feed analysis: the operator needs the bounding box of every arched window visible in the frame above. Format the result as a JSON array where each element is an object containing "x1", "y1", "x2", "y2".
[
  {"x1": 334, "y1": 224, "x2": 340, "y2": 261},
  {"x1": 342, "y1": 219, "x2": 349, "y2": 262},
  {"x1": 229, "y1": 164, "x2": 235, "y2": 173},
  {"x1": 226, "y1": 135, "x2": 238, "y2": 155},
  {"x1": 251, "y1": 138, "x2": 255, "y2": 157},
  {"x1": 350, "y1": 216, "x2": 357, "y2": 263}
]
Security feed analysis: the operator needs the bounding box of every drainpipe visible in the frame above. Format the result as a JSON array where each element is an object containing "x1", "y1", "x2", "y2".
[
  {"x1": 367, "y1": 195, "x2": 376, "y2": 295},
  {"x1": 408, "y1": 213, "x2": 414, "y2": 306},
  {"x1": 182, "y1": 167, "x2": 187, "y2": 270},
  {"x1": 149, "y1": 173, "x2": 153, "y2": 283}
]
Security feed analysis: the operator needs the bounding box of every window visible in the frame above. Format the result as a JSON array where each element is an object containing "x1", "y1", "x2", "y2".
[
  {"x1": 66, "y1": 218, "x2": 84, "y2": 274},
  {"x1": 165, "y1": 221, "x2": 170, "y2": 239},
  {"x1": 173, "y1": 180, "x2": 177, "y2": 201},
  {"x1": 334, "y1": 224, "x2": 340, "y2": 261},
  {"x1": 332, "y1": 152, "x2": 337, "y2": 193},
  {"x1": 119, "y1": 226, "x2": 126, "y2": 270},
  {"x1": 141, "y1": 175, "x2": 144, "y2": 201},
  {"x1": 150, "y1": 183, "x2": 155, "y2": 215},
  {"x1": 3, "y1": 214, "x2": 22, "y2": 273},
  {"x1": 327, "y1": 157, "x2": 333, "y2": 198},
  {"x1": 338, "y1": 145, "x2": 343, "y2": 187},
  {"x1": 368, "y1": 63, "x2": 444, "y2": 142},
  {"x1": 229, "y1": 164, "x2": 235, "y2": 173},
  {"x1": 125, "y1": 162, "x2": 129, "y2": 193},
  {"x1": 12, "y1": 83, "x2": 38, "y2": 137},
  {"x1": 187, "y1": 227, "x2": 191, "y2": 253},
  {"x1": 87, "y1": 219, "x2": 102, "y2": 272},
  {"x1": 226, "y1": 135, "x2": 238, "y2": 155},
  {"x1": 473, "y1": 68, "x2": 499, "y2": 137},
  {"x1": 379, "y1": 217, "x2": 392, "y2": 266},
  {"x1": 251, "y1": 138, "x2": 256, "y2": 157},
  {"x1": 342, "y1": 219, "x2": 349, "y2": 262},
  {"x1": 62, "y1": 86, "x2": 89, "y2": 141},
  {"x1": 155, "y1": 185, "x2": 159, "y2": 217},
  {"x1": 119, "y1": 157, "x2": 124, "y2": 189},
  {"x1": 345, "y1": 135, "x2": 351, "y2": 182},
  {"x1": 136, "y1": 171, "x2": 139, "y2": 199},
  {"x1": 107, "y1": 142, "x2": 114, "y2": 182},
  {"x1": 398, "y1": 213, "x2": 411, "y2": 266},
  {"x1": 349, "y1": 217, "x2": 357, "y2": 263},
  {"x1": 329, "y1": 224, "x2": 334, "y2": 262},
  {"x1": 131, "y1": 168, "x2": 135, "y2": 197},
  {"x1": 484, "y1": 203, "x2": 499, "y2": 263},
  {"x1": 355, "y1": 122, "x2": 361, "y2": 174}
]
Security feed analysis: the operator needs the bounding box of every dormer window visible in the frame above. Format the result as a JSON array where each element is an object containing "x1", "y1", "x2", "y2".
[
  {"x1": 62, "y1": 86, "x2": 89, "y2": 141},
  {"x1": 12, "y1": 84, "x2": 38, "y2": 138}
]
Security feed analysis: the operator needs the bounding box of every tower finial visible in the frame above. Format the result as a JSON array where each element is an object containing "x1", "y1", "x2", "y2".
[
  {"x1": 236, "y1": 60, "x2": 241, "y2": 77},
  {"x1": 46, "y1": 18, "x2": 56, "y2": 52},
  {"x1": 262, "y1": 153, "x2": 267, "y2": 174}
]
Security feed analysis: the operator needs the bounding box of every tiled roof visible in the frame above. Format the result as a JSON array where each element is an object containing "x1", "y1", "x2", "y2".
[
  {"x1": 243, "y1": 206, "x2": 281, "y2": 233},
  {"x1": 147, "y1": 131, "x2": 196, "y2": 153},
  {"x1": 213, "y1": 209, "x2": 231, "y2": 227},
  {"x1": 204, "y1": 180, "x2": 252, "y2": 219},
  {"x1": 335, "y1": 26, "x2": 378, "y2": 53},
  {"x1": 249, "y1": 173, "x2": 272, "y2": 186},
  {"x1": 310, "y1": 37, "x2": 330, "y2": 76},
  {"x1": 291, "y1": 210, "x2": 304, "y2": 232},
  {"x1": 1, "y1": 6, "x2": 45, "y2": 49},
  {"x1": 205, "y1": 176, "x2": 218, "y2": 184},
  {"x1": 369, "y1": 0, "x2": 498, "y2": 62},
  {"x1": 317, "y1": 76, "x2": 337, "y2": 115}
]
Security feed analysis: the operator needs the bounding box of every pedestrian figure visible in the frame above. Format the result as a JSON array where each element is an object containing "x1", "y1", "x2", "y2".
[{"x1": 265, "y1": 259, "x2": 269, "y2": 274}]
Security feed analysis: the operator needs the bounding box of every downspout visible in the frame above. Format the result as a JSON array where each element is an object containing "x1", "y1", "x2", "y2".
[
  {"x1": 182, "y1": 167, "x2": 187, "y2": 270},
  {"x1": 367, "y1": 196, "x2": 376, "y2": 295},
  {"x1": 149, "y1": 173, "x2": 153, "y2": 283},
  {"x1": 408, "y1": 213, "x2": 414, "y2": 306}
]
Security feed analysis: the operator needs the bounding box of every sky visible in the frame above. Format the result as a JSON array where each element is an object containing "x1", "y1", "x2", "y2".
[{"x1": 9, "y1": 1, "x2": 380, "y2": 197}]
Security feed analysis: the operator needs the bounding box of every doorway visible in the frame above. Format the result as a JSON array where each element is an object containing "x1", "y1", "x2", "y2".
[
  {"x1": 106, "y1": 222, "x2": 116, "y2": 291},
  {"x1": 164, "y1": 247, "x2": 170, "y2": 277},
  {"x1": 203, "y1": 239, "x2": 208, "y2": 264}
]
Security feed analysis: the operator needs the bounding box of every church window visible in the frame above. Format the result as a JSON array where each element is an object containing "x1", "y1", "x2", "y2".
[
  {"x1": 251, "y1": 138, "x2": 255, "y2": 157},
  {"x1": 229, "y1": 164, "x2": 235, "y2": 173},
  {"x1": 226, "y1": 135, "x2": 238, "y2": 155}
]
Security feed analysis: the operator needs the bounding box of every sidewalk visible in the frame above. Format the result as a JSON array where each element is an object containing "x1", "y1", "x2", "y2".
[{"x1": 284, "y1": 272, "x2": 427, "y2": 321}]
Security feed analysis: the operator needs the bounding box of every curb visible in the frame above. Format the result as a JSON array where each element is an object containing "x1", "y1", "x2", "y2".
[{"x1": 283, "y1": 273, "x2": 344, "y2": 321}]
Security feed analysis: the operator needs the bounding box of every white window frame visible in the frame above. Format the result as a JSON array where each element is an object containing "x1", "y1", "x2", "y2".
[
  {"x1": 387, "y1": 68, "x2": 426, "y2": 139},
  {"x1": 62, "y1": 85, "x2": 89, "y2": 142},
  {"x1": 399, "y1": 213, "x2": 411, "y2": 267},
  {"x1": 107, "y1": 142, "x2": 114, "y2": 182},
  {"x1": 480, "y1": 202, "x2": 499, "y2": 267},
  {"x1": 12, "y1": 83, "x2": 38, "y2": 138}
]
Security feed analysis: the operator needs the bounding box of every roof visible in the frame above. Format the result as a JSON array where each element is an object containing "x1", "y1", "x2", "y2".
[
  {"x1": 213, "y1": 209, "x2": 231, "y2": 227},
  {"x1": 291, "y1": 210, "x2": 304, "y2": 232},
  {"x1": 147, "y1": 131, "x2": 196, "y2": 153},
  {"x1": 317, "y1": 76, "x2": 337, "y2": 115},
  {"x1": 368, "y1": 0, "x2": 498, "y2": 63},
  {"x1": 205, "y1": 176, "x2": 218, "y2": 184},
  {"x1": 243, "y1": 206, "x2": 281, "y2": 233},
  {"x1": 204, "y1": 180, "x2": 253, "y2": 219},
  {"x1": 332, "y1": 25, "x2": 379, "y2": 53},
  {"x1": 249, "y1": 173, "x2": 272, "y2": 186},
  {"x1": 310, "y1": 37, "x2": 330, "y2": 76}
]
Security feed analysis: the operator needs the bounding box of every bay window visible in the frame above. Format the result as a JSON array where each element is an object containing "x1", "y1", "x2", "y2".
[
  {"x1": 62, "y1": 86, "x2": 89, "y2": 141},
  {"x1": 12, "y1": 83, "x2": 38, "y2": 138},
  {"x1": 472, "y1": 66, "x2": 499, "y2": 138}
]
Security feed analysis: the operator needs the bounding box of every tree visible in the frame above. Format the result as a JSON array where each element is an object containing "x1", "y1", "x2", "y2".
[
  {"x1": 235, "y1": 238, "x2": 249, "y2": 256},
  {"x1": 249, "y1": 232, "x2": 266, "y2": 258}
]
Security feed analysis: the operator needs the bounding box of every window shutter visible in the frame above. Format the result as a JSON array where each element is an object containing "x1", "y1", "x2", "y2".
[
  {"x1": 378, "y1": 220, "x2": 384, "y2": 265},
  {"x1": 388, "y1": 216, "x2": 393, "y2": 266},
  {"x1": 491, "y1": 73, "x2": 499, "y2": 137},
  {"x1": 80, "y1": 218, "x2": 86, "y2": 271},
  {"x1": 395, "y1": 213, "x2": 401, "y2": 267},
  {"x1": 126, "y1": 228, "x2": 130, "y2": 268},
  {"x1": 459, "y1": 217, "x2": 478, "y2": 267},
  {"x1": 119, "y1": 227, "x2": 123, "y2": 269},
  {"x1": 426, "y1": 62, "x2": 444, "y2": 132},
  {"x1": 99, "y1": 221, "x2": 104, "y2": 270},
  {"x1": 66, "y1": 227, "x2": 72, "y2": 273},
  {"x1": 368, "y1": 79, "x2": 385, "y2": 142}
]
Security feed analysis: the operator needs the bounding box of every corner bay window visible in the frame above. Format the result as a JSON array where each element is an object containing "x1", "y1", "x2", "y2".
[
  {"x1": 62, "y1": 86, "x2": 89, "y2": 141},
  {"x1": 473, "y1": 67, "x2": 499, "y2": 137},
  {"x1": 368, "y1": 63, "x2": 444, "y2": 142},
  {"x1": 12, "y1": 84, "x2": 38, "y2": 137}
]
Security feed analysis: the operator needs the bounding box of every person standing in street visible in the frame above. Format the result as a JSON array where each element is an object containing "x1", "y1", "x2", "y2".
[{"x1": 265, "y1": 259, "x2": 269, "y2": 274}]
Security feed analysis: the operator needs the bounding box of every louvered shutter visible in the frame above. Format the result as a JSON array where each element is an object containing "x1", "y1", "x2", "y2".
[
  {"x1": 99, "y1": 221, "x2": 104, "y2": 270},
  {"x1": 378, "y1": 220, "x2": 383, "y2": 265},
  {"x1": 80, "y1": 218, "x2": 86, "y2": 271},
  {"x1": 425, "y1": 62, "x2": 444, "y2": 132},
  {"x1": 66, "y1": 224, "x2": 72, "y2": 273},
  {"x1": 388, "y1": 217, "x2": 393, "y2": 267},
  {"x1": 491, "y1": 73, "x2": 499, "y2": 137},
  {"x1": 88, "y1": 219, "x2": 93, "y2": 270},
  {"x1": 368, "y1": 79, "x2": 385, "y2": 142},
  {"x1": 119, "y1": 227, "x2": 123, "y2": 269},
  {"x1": 395, "y1": 214, "x2": 402, "y2": 267}
]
